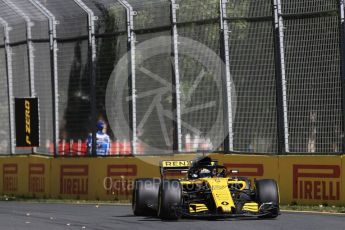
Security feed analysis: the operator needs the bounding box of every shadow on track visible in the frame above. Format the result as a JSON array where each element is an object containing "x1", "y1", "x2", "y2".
[{"x1": 113, "y1": 214, "x2": 277, "y2": 222}]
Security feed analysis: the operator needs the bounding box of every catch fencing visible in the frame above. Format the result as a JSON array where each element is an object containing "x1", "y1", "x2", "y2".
[{"x1": 0, "y1": 0, "x2": 344, "y2": 156}]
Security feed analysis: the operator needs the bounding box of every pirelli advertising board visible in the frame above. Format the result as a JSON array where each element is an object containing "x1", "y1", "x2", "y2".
[
  {"x1": 15, "y1": 98, "x2": 39, "y2": 147},
  {"x1": 0, "y1": 155, "x2": 344, "y2": 205},
  {"x1": 278, "y1": 156, "x2": 343, "y2": 205}
]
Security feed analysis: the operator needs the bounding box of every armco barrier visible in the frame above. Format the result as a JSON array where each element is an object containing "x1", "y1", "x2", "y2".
[
  {"x1": 0, "y1": 154, "x2": 343, "y2": 205},
  {"x1": 0, "y1": 155, "x2": 29, "y2": 197},
  {"x1": 278, "y1": 156, "x2": 343, "y2": 206},
  {"x1": 50, "y1": 158, "x2": 94, "y2": 200},
  {"x1": 212, "y1": 154, "x2": 279, "y2": 186},
  {"x1": 27, "y1": 155, "x2": 51, "y2": 197},
  {"x1": 50, "y1": 155, "x2": 196, "y2": 200}
]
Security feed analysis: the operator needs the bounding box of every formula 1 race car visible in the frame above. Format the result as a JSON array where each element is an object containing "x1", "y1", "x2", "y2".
[{"x1": 132, "y1": 156, "x2": 280, "y2": 220}]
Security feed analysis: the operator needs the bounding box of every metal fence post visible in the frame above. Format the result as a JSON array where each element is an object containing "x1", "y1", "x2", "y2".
[
  {"x1": 4, "y1": 0, "x2": 36, "y2": 154},
  {"x1": 220, "y1": 0, "x2": 234, "y2": 152},
  {"x1": 273, "y1": 0, "x2": 289, "y2": 153},
  {"x1": 0, "y1": 17, "x2": 15, "y2": 154},
  {"x1": 339, "y1": 0, "x2": 345, "y2": 152},
  {"x1": 29, "y1": 0, "x2": 59, "y2": 156},
  {"x1": 73, "y1": 0, "x2": 97, "y2": 156},
  {"x1": 170, "y1": 0, "x2": 182, "y2": 152},
  {"x1": 3, "y1": 0, "x2": 35, "y2": 97},
  {"x1": 118, "y1": 0, "x2": 137, "y2": 155}
]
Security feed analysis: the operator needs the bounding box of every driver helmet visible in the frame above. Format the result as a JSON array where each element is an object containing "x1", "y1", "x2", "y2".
[
  {"x1": 199, "y1": 168, "x2": 211, "y2": 178},
  {"x1": 97, "y1": 120, "x2": 105, "y2": 131}
]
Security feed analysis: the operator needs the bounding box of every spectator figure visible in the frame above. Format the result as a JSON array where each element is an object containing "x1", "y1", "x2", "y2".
[
  {"x1": 308, "y1": 111, "x2": 317, "y2": 153},
  {"x1": 87, "y1": 120, "x2": 110, "y2": 156}
]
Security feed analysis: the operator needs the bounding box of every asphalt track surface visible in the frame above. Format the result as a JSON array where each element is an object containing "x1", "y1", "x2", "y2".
[{"x1": 0, "y1": 202, "x2": 344, "y2": 230}]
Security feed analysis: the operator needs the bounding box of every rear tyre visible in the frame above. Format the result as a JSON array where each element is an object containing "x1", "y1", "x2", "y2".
[
  {"x1": 157, "y1": 179, "x2": 182, "y2": 220},
  {"x1": 132, "y1": 178, "x2": 160, "y2": 216},
  {"x1": 255, "y1": 179, "x2": 279, "y2": 218}
]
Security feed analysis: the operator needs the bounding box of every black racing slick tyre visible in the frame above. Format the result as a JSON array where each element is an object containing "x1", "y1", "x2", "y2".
[
  {"x1": 132, "y1": 178, "x2": 160, "y2": 216},
  {"x1": 255, "y1": 179, "x2": 280, "y2": 218},
  {"x1": 157, "y1": 180, "x2": 182, "y2": 220}
]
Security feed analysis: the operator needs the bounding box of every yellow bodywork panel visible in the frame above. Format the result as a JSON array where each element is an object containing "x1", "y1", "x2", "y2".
[
  {"x1": 180, "y1": 178, "x2": 252, "y2": 214},
  {"x1": 203, "y1": 178, "x2": 235, "y2": 213},
  {"x1": 242, "y1": 202, "x2": 259, "y2": 213},
  {"x1": 189, "y1": 203, "x2": 209, "y2": 213}
]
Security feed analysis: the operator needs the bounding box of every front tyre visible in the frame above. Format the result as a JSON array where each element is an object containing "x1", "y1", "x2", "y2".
[
  {"x1": 157, "y1": 179, "x2": 182, "y2": 220},
  {"x1": 255, "y1": 179, "x2": 280, "y2": 218},
  {"x1": 132, "y1": 178, "x2": 160, "y2": 216}
]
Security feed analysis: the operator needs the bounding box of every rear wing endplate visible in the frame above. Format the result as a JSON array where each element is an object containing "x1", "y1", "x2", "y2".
[{"x1": 160, "y1": 160, "x2": 192, "y2": 177}]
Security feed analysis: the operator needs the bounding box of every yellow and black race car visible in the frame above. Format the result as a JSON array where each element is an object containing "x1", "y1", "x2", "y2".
[{"x1": 132, "y1": 157, "x2": 280, "y2": 220}]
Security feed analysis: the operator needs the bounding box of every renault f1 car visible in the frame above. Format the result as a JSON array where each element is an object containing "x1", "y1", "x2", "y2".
[{"x1": 132, "y1": 157, "x2": 280, "y2": 220}]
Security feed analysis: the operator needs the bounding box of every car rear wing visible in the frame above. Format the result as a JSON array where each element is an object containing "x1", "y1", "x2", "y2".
[{"x1": 160, "y1": 160, "x2": 192, "y2": 177}]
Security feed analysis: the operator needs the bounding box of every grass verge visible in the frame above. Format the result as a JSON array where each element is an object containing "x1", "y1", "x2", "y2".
[{"x1": 280, "y1": 204, "x2": 345, "y2": 214}]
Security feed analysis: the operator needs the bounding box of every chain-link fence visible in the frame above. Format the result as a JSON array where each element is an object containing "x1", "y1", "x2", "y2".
[
  {"x1": 226, "y1": 0, "x2": 278, "y2": 153},
  {"x1": 281, "y1": 0, "x2": 343, "y2": 153},
  {"x1": 0, "y1": 0, "x2": 344, "y2": 156}
]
